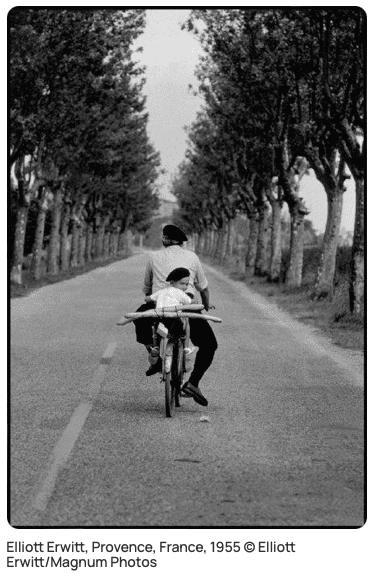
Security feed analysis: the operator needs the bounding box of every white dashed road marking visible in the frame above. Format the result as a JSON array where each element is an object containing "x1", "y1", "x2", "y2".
[{"x1": 32, "y1": 342, "x2": 117, "y2": 512}]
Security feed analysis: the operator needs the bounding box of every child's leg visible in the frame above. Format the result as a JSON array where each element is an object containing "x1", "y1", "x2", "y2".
[
  {"x1": 183, "y1": 319, "x2": 190, "y2": 350},
  {"x1": 183, "y1": 320, "x2": 195, "y2": 354}
]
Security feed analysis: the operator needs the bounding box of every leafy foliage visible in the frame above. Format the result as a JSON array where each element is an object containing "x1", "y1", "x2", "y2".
[{"x1": 9, "y1": 8, "x2": 161, "y2": 267}]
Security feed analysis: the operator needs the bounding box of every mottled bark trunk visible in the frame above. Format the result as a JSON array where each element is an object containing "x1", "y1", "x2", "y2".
[
  {"x1": 11, "y1": 174, "x2": 32, "y2": 285},
  {"x1": 70, "y1": 221, "x2": 81, "y2": 268},
  {"x1": 194, "y1": 231, "x2": 199, "y2": 253},
  {"x1": 138, "y1": 233, "x2": 144, "y2": 250},
  {"x1": 268, "y1": 199, "x2": 283, "y2": 282},
  {"x1": 313, "y1": 189, "x2": 344, "y2": 299},
  {"x1": 47, "y1": 189, "x2": 63, "y2": 275},
  {"x1": 118, "y1": 231, "x2": 126, "y2": 251},
  {"x1": 10, "y1": 205, "x2": 29, "y2": 285},
  {"x1": 85, "y1": 223, "x2": 93, "y2": 263},
  {"x1": 95, "y1": 219, "x2": 105, "y2": 259},
  {"x1": 108, "y1": 230, "x2": 114, "y2": 256},
  {"x1": 254, "y1": 204, "x2": 269, "y2": 276},
  {"x1": 202, "y1": 231, "x2": 208, "y2": 256},
  {"x1": 219, "y1": 221, "x2": 229, "y2": 262},
  {"x1": 225, "y1": 218, "x2": 236, "y2": 262},
  {"x1": 213, "y1": 228, "x2": 221, "y2": 260},
  {"x1": 285, "y1": 207, "x2": 305, "y2": 287},
  {"x1": 78, "y1": 225, "x2": 86, "y2": 266},
  {"x1": 349, "y1": 178, "x2": 364, "y2": 313},
  {"x1": 208, "y1": 229, "x2": 216, "y2": 256},
  {"x1": 195, "y1": 232, "x2": 202, "y2": 254},
  {"x1": 113, "y1": 229, "x2": 120, "y2": 255},
  {"x1": 245, "y1": 211, "x2": 259, "y2": 275},
  {"x1": 103, "y1": 231, "x2": 110, "y2": 259},
  {"x1": 189, "y1": 233, "x2": 196, "y2": 253},
  {"x1": 123, "y1": 229, "x2": 134, "y2": 255},
  {"x1": 60, "y1": 202, "x2": 71, "y2": 272},
  {"x1": 31, "y1": 188, "x2": 48, "y2": 281}
]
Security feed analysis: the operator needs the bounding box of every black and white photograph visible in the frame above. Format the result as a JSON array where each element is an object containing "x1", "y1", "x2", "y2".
[{"x1": 8, "y1": 3, "x2": 367, "y2": 575}]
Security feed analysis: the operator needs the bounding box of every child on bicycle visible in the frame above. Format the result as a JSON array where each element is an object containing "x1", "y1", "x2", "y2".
[{"x1": 144, "y1": 267, "x2": 195, "y2": 372}]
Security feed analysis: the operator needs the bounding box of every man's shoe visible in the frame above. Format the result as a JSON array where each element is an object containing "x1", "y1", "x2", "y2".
[
  {"x1": 145, "y1": 357, "x2": 162, "y2": 376},
  {"x1": 181, "y1": 382, "x2": 208, "y2": 406}
]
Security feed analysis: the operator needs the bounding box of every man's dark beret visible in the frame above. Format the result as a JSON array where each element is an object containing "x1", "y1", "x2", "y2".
[{"x1": 163, "y1": 224, "x2": 187, "y2": 242}]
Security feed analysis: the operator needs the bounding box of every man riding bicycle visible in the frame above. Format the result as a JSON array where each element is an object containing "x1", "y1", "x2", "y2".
[{"x1": 134, "y1": 224, "x2": 218, "y2": 407}]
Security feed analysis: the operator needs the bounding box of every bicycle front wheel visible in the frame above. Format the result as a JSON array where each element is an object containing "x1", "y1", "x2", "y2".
[
  {"x1": 173, "y1": 341, "x2": 184, "y2": 408},
  {"x1": 165, "y1": 371, "x2": 175, "y2": 417}
]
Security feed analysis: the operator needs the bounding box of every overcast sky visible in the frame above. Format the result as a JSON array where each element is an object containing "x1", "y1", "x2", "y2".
[{"x1": 134, "y1": 10, "x2": 202, "y2": 201}]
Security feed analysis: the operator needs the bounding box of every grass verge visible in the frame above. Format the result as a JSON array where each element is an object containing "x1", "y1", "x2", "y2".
[{"x1": 203, "y1": 257, "x2": 364, "y2": 353}]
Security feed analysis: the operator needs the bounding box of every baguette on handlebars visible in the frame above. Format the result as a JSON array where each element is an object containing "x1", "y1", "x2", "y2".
[
  {"x1": 117, "y1": 310, "x2": 222, "y2": 326},
  {"x1": 124, "y1": 303, "x2": 205, "y2": 317}
]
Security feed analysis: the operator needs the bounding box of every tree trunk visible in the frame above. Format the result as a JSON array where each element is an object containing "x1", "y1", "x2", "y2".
[
  {"x1": 212, "y1": 228, "x2": 220, "y2": 260},
  {"x1": 123, "y1": 229, "x2": 134, "y2": 255},
  {"x1": 85, "y1": 223, "x2": 94, "y2": 263},
  {"x1": 103, "y1": 230, "x2": 110, "y2": 259},
  {"x1": 189, "y1": 232, "x2": 196, "y2": 252},
  {"x1": 60, "y1": 202, "x2": 71, "y2": 272},
  {"x1": 195, "y1": 232, "x2": 202, "y2": 254},
  {"x1": 254, "y1": 203, "x2": 269, "y2": 276},
  {"x1": 10, "y1": 205, "x2": 29, "y2": 285},
  {"x1": 78, "y1": 224, "x2": 86, "y2": 266},
  {"x1": 200, "y1": 231, "x2": 206, "y2": 255},
  {"x1": 118, "y1": 231, "x2": 126, "y2": 251},
  {"x1": 109, "y1": 230, "x2": 114, "y2": 256},
  {"x1": 70, "y1": 220, "x2": 81, "y2": 268},
  {"x1": 245, "y1": 211, "x2": 259, "y2": 274},
  {"x1": 268, "y1": 198, "x2": 283, "y2": 282},
  {"x1": 225, "y1": 218, "x2": 236, "y2": 262},
  {"x1": 95, "y1": 219, "x2": 105, "y2": 259},
  {"x1": 349, "y1": 178, "x2": 364, "y2": 314},
  {"x1": 208, "y1": 229, "x2": 216, "y2": 257},
  {"x1": 10, "y1": 174, "x2": 32, "y2": 285},
  {"x1": 47, "y1": 189, "x2": 63, "y2": 275},
  {"x1": 285, "y1": 206, "x2": 305, "y2": 287},
  {"x1": 313, "y1": 188, "x2": 344, "y2": 299},
  {"x1": 113, "y1": 229, "x2": 120, "y2": 255},
  {"x1": 219, "y1": 221, "x2": 229, "y2": 263},
  {"x1": 31, "y1": 187, "x2": 48, "y2": 281}
]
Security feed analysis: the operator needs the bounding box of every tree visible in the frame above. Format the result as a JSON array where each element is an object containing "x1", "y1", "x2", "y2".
[
  {"x1": 180, "y1": 8, "x2": 364, "y2": 300},
  {"x1": 9, "y1": 8, "x2": 160, "y2": 282}
]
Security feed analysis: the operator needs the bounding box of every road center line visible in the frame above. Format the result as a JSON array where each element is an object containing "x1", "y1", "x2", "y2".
[{"x1": 32, "y1": 342, "x2": 117, "y2": 512}]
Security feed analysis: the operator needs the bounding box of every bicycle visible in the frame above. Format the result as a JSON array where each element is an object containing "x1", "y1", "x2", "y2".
[{"x1": 117, "y1": 304, "x2": 222, "y2": 417}]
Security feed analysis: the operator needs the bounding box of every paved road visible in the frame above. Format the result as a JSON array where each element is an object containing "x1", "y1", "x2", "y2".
[{"x1": 10, "y1": 252, "x2": 364, "y2": 527}]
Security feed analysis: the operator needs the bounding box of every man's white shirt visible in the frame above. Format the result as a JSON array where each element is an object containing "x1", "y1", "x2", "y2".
[{"x1": 142, "y1": 245, "x2": 208, "y2": 298}]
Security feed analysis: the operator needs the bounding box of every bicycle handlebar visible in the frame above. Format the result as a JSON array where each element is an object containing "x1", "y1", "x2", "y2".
[{"x1": 117, "y1": 310, "x2": 222, "y2": 326}]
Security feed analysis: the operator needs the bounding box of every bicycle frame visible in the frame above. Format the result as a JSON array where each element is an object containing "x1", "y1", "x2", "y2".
[
  {"x1": 117, "y1": 304, "x2": 222, "y2": 417},
  {"x1": 153, "y1": 319, "x2": 186, "y2": 417}
]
